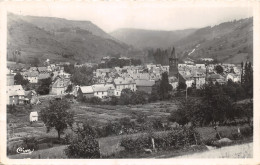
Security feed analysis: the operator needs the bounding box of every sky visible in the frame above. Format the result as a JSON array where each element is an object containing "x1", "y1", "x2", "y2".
[{"x1": 5, "y1": 1, "x2": 253, "y2": 33}]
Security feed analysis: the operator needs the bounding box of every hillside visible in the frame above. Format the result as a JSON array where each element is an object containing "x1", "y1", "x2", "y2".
[
  {"x1": 175, "y1": 17, "x2": 253, "y2": 63},
  {"x1": 7, "y1": 13, "x2": 131, "y2": 63},
  {"x1": 110, "y1": 28, "x2": 197, "y2": 49},
  {"x1": 111, "y1": 18, "x2": 253, "y2": 64}
]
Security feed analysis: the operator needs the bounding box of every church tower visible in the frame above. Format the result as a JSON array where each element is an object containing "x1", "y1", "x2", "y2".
[{"x1": 169, "y1": 46, "x2": 178, "y2": 78}]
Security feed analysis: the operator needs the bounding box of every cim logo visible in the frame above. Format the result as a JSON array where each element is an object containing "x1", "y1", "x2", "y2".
[{"x1": 16, "y1": 147, "x2": 34, "y2": 154}]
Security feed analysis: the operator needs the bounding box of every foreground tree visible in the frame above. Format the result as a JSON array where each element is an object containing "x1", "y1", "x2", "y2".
[
  {"x1": 40, "y1": 99, "x2": 74, "y2": 139},
  {"x1": 65, "y1": 122, "x2": 100, "y2": 158}
]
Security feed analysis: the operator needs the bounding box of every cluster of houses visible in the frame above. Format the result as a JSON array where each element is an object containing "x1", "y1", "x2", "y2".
[
  {"x1": 6, "y1": 60, "x2": 72, "y2": 105},
  {"x1": 6, "y1": 51, "x2": 243, "y2": 105}
]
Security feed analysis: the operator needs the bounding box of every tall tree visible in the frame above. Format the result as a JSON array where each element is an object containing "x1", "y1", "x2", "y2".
[
  {"x1": 40, "y1": 99, "x2": 74, "y2": 139},
  {"x1": 159, "y1": 72, "x2": 173, "y2": 100},
  {"x1": 242, "y1": 62, "x2": 253, "y2": 98}
]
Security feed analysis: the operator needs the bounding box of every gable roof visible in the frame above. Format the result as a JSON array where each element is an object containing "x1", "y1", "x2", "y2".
[
  {"x1": 38, "y1": 73, "x2": 50, "y2": 80},
  {"x1": 208, "y1": 74, "x2": 224, "y2": 80},
  {"x1": 80, "y1": 86, "x2": 94, "y2": 94},
  {"x1": 7, "y1": 85, "x2": 25, "y2": 96},
  {"x1": 114, "y1": 77, "x2": 135, "y2": 85},
  {"x1": 135, "y1": 80, "x2": 155, "y2": 87},
  {"x1": 37, "y1": 67, "x2": 47, "y2": 72},
  {"x1": 92, "y1": 84, "x2": 115, "y2": 92},
  {"x1": 24, "y1": 71, "x2": 39, "y2": 77}
]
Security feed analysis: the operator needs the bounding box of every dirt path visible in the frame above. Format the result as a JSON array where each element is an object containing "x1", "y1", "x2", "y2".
[{"x1": 172, "y1": 143, "x2": 253, "y2": 158}]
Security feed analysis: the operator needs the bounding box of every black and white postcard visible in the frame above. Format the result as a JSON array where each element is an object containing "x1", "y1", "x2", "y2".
[{"x1": 0, "y1": 1, "x2": 259, "y2": 165}]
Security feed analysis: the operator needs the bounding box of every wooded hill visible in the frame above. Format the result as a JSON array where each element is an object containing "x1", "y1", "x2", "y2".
[
  {"x1": 7, "y1": 13, "x2": 138, "y2": 64},
  {"x1": 111, "y1": 18, "x2": 253, "y2": 64}
]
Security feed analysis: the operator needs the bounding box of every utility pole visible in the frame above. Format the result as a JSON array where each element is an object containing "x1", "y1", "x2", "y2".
[{"x1": 186, "y1": 86, "x2": 188, "y2": 100}]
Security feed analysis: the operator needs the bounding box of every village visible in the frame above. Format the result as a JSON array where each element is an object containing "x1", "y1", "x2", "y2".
[
  {"x1": 6, "y1": 46, "x2": 253, "y2": 159},
  {"x1": 7, "y1": 50, "x2": 242, "y2": 108}
]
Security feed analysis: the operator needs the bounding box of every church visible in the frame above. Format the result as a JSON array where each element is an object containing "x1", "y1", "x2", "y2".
[{"x1": 168, "y1": 46, "x2": 179, "y2": 89}]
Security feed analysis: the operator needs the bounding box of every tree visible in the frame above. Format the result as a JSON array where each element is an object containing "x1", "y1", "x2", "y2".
[
  {"x1": 177, "y1": 82, "x2": 187, "y2": 91},
  {"x1": 65, "y1": 122, "x2": 100, "y2": 158},
  {"x1": 159, "y1": 72, "x2": 173, "y2": 100},
  {"x1": 149, "y1": 83, "x2": 160, "y2": 102},
  {"x1": 242, "y1": 62, "x2": 253, "y2": 98},
  {"x1": 215, "y1": 65, "x2": 224, "y2": 74},
  {"x1": 118, "y1": 88, "x2": 134, "y2": 105},
  {"x1": 14, "y1": 72, "x2": 29, "y2": 86},
  {"x1": 40, "y1": 99, "x2": 74, "y2": 139},
  {"x1": 65, "y1": 84, "x2": 73, "y2": 93},
  {"x1": 37, "y1": 77, "x2": 52, "y2": 95},
  {"x1": 130, "y1": 91, "x2": 148, "y2": 104}
]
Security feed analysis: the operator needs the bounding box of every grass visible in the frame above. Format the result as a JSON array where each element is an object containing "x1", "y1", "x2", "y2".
[{"x1": 6, "y1": 98, "x2": 253, "y2": 159}]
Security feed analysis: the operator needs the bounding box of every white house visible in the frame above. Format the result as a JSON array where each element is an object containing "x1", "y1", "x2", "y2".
[
  {"x1": 114, "y1": 77, "x2": 136, "y2": 92},
  {"x1": 226, "y1": 73, "x2": 241, "y2": 83},
  {"x1": 92, "y1": 84, "x2": 115, "y2": 99},
  {"x1": 30, "y1": 111, "x2": 38, "y2": 122}
]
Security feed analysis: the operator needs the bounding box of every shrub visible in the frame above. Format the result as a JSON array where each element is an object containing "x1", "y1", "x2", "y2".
[
  {"x1": 240, "y1": 126, "x2": 253, "y2": 137},
  {"x1": 64, "y1": 123, "x2": 101, "y2": 158},
  {"x1": 120, "y1": 128, "x2": 201, "y2": 153},
  {"x1": 89, "y1": 97, "x2": 102, "y2": 104},
  {"x1": 21, "y1": 137, "x2": 39, "y2": 151},
  {"x1": 65, "y1": 136, "x2": 100, "y2": 158}
]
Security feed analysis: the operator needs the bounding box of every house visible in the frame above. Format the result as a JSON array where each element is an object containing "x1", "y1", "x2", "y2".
[
  {"x1": 23, "y1": 71, "x2": 39, "y2": 83},
  {"x1": 95, "y1": 68, "x2": 112, "y2": 77},
  {"x1": 24, "y1": 90, "x2": 38, "y2": 104},
  {"x1": 135, "y1": 80, "x2": 155, "y2": 94},
  {"x1": 200, "y1": 58, "x2": 214, "y2": 62},
  {"x1": 29, "y1": 67, "x2": 37, "y2": 72},
  {"x1": 6, "y1": 85, "x2": 25, "y2": 105},
  {"x1": 37, "y1": 67, "x2": 47, "y2": 73},
  {"x1": 50, "y1": 77, "x2": 71, "y2": 95},
  {"x1": 179, "y1": 74, "x2": 194, "y2": 88},
  {"x1": 191, "y1": 71, "x2": 206, "y2": 88},
  {"x1": 226, "y1": 73, "x2": 241, "y2": 83},
  {"x1": 114, "y1": 77, "x2": 136, "y2": 92},
  {"x1": 92, "y1": 84, "x2": 116, "y2": 99},
  {"x1": 132, "y1": 73, "x2": 150, "y2": 80},
  {"x1": 7, "y1": 74, "x2": 14, "y2": 85},
  {"x1": 196, "y1": 64, "x2": 206, "y2": 69},
  {"x1": 78, "y1": 86, "x2": 94, "y2": 98},
  {"x1": 38, "y1": 73, "x2": 51, "y2": 80},
  {"x1": 208, "y1": 74, "x2": 226, "y2": 84},
  {"x1": 30, "y1": 111, "x2": 38, "y2": 122},
  {"x1": 169, "y1": 76, "x2": 179, "y2": 90}
]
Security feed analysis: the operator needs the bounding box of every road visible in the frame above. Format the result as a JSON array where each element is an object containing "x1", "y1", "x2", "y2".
[{"x1": 172, "y1": 143, "x2": 252, "y2": 158}]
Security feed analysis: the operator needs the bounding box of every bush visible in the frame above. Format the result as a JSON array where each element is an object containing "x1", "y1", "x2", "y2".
[
  {"x1": 65, "y1": 136, "x2": 100, "y2": 158},
  {"x1": 21, "y1": 137, "x2": 39, "y2": 151},
  {"x1": 64, "y1": 123, "x2": 101, "y2": 158},
  {"x1": 240, "y1": 126, "x2": 253, "y2": 137},
  {"x1": 120, "y1": 128, "x2": 201, "y2": 153}
]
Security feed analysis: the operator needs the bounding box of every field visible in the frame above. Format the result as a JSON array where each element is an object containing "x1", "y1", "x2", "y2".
[
  {"x1": 7, "y1": 97, "x2": 178, "y2": 156},
  {"x1": 7, "y1": 96, "x2": 253, "y2": 159}
]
